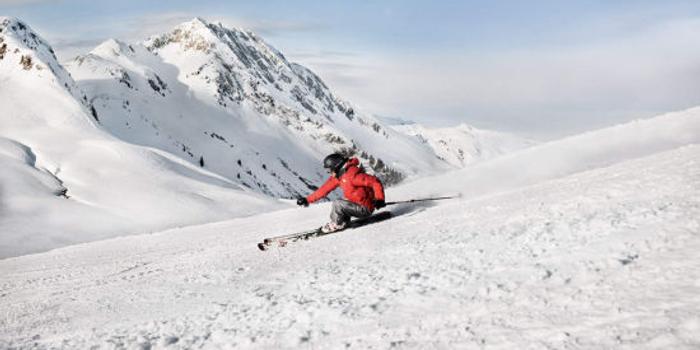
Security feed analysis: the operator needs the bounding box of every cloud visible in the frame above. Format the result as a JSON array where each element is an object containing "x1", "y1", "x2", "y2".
[
  {"x1": 286, "y1": 50, "x2": 381, "y2": 94},
  {"x1": 0, "y1": 0, "x2": 51, "y2": 5},
  {"x1": 48, "y1": 37, "x2": 103, "y2": 59},
  {"x1": 115, "y1": 12, "x2": 196, "y2": 42},
  {"x1": 300, "y1": 17, "x2": 700, "y2": 138}
]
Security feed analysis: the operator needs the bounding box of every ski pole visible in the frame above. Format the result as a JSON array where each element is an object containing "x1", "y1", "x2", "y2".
[{"x1": 385, "y1": 195, "x2": 460, "y2": 206}]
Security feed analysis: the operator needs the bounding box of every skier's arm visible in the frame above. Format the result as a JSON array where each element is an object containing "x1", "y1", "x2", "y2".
[
  {"x1": 306, "y1": 177, "x2": 339, "y2": 203},
  {"x1": 352, "y1": 173, "x2": 385, "y2": 201}
]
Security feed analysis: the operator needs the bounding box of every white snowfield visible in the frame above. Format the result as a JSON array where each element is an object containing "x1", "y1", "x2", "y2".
[{"x1": 1, "y1": 116, "x2": 699, "y2": 348}]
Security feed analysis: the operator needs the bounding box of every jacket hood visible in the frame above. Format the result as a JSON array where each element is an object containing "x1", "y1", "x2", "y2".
[
  {"x1": 345, "y1": 157, "x2": 360, "y2": 168},
  {"x1": 334, "y1": 157, "x2": 359, "y2": 178}
]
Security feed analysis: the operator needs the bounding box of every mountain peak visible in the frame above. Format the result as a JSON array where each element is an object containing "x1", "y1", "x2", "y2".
[
  {"x1": 91, "y1": 38, "x2": 136, "y2": 58},
  {"x1": 192, "y1": 16, "x2": 211, "y2": 26},
  {"x1": 147, "y1": 17, "x2": 272, "y2": 52},
  {"x1": 0, "y1": 16, "x2": 24, "y2": 32},
  {"x1": 179, "y1": 17, "x2": 254, "y2": 38},
  {"x1": 144, "y1": 17, "x2": 290, "y2": 87},
  {"x1": 144, "y1": 17, "x2": 218, "y2": 53},
  {"x1": 1, "y1": 16, "x2": 63, "y2": 79},
  {"x1": 0, "y1": 16, "x2": 52, "y2": 54},
  {"x1": 177, "y1": 16, "x2": 212, "y2": 33},
  {"x1": 1, "y1": 17, "x2": 94, "y2": 123}
]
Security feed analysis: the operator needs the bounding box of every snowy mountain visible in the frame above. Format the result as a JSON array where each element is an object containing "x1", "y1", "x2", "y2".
[
  {"x1": 0, "y1": 17, "x2": 284, "y2": 258},
  {"x1": 0, "y1": 18, "x2": 87, "y2": 109},
  {"x1": 64, "y1": 18, "x2": 448, "y2": 199},
  {"x1": 392, "y1": 122, "x2": 536, "y2": 167},
  {"x1": 1, "y1": 105, "x2": 698, "y2": 348}
]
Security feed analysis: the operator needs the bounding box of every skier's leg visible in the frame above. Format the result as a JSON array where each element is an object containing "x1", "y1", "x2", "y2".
[{"x1": 330, "y1": 200, "x2": 371, "y2": 225}]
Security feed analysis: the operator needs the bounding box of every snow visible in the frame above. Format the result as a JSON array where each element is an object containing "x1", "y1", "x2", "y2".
[
  {"x1": 1, "y1": 144, "x2": 698, "y2": 348},
  {"x1": 2, "y1": 15, "x2": 700, "y2": 349}
]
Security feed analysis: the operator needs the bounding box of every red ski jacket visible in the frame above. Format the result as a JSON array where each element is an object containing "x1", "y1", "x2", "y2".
[{"x1": 306, "y1": 157, "x2": 385, "y2": 211}]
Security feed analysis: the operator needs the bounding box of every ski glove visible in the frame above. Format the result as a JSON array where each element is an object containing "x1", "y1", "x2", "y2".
[
  {"x1": 374, "y1": 199, "x2": 386, "y2": 209},
  {"x1": 297, "y1": 197, "x2": 309, "y2": 207}
]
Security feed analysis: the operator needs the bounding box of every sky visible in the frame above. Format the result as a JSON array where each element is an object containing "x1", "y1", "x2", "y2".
[{"x1": 2, "y1": 0, "x2": 700, "y2": 138}]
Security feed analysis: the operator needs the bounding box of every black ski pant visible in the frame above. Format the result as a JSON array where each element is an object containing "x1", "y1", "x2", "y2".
[{"x1": 331, "y1": 200, "x2": 371, "y2": 225}]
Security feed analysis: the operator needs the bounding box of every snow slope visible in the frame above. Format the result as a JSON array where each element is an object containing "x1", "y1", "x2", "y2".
[
  {"x1": 0, "y1": 143, "x2": 698, "y2": 348},
  {"x1": 0, "y1": 17, "x2": 284, "y2": 258},
  {"x1": 395, "y1": 107, "x2": 700, "y2": 201},
  {"x1": 392, "y1": 123, "x2": 536, "y2": 167}
]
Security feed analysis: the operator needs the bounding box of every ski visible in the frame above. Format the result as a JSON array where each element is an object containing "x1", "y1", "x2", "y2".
[{"x1": 257, "y1": 211, "x2": 393, "y2": 251}]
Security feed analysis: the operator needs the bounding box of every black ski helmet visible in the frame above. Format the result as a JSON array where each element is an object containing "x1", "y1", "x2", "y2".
[{"x1": 323, "y1": 153, "x2": 347, "y2": 173}]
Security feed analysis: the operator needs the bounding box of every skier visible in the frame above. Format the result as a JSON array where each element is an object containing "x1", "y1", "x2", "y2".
[{"x1": 297, "y1": 153, "x2": 386, "y2": 233}]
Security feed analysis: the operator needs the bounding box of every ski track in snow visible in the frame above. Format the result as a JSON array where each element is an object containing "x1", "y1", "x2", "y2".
[{"x1": 1, "y1": 145, "x2": 699, "y2": 349}]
